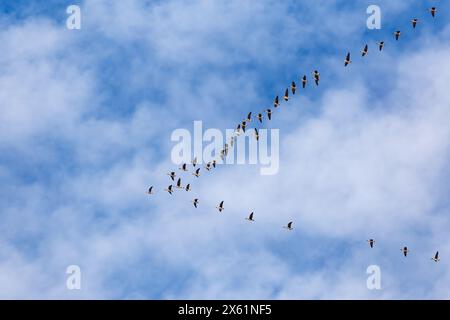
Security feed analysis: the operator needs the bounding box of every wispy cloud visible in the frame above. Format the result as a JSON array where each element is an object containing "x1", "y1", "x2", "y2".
[{"x1": 0, "y1": 0, "x2": 449, "y2": 299}]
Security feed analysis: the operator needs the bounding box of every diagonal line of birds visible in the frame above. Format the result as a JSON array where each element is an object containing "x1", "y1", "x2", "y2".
[{"x1": 146, "y1": 6, "x2": 441, "y2": 261}]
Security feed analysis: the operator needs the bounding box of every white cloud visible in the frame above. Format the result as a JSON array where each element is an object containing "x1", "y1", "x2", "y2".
[{"x1": 1, "y1": 0, "x2": 450, "y2": 299}]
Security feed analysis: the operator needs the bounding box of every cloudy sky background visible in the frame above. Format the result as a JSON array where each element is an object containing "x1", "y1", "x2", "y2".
[{"x1": 1, "y1": 0, "x2": 450, "y2": 299}]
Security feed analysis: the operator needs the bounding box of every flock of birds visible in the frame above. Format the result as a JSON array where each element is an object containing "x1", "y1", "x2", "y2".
[{"x1": 146, "y1": 6, "x2": 442, "y2": 262}]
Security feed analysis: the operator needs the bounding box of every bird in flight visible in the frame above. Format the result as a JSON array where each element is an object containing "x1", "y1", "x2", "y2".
[
  {"x1": 146, "y1": 186, "x2": 154, "y2": 195},
  {"x1": 411, "y1": 18, "x2": 418, "y2": 28},
  {"x1": 284, "y1": 221, "x2": 293, "y2": 230},
  {"x1": 254, "y1": 128, "x2": 260, "y2": 141},
  {"x1": 246, "y1": 212, "x2": 255, "y2": 222},
  {"x1": 284, "y1": 88, "x2": 289, "y2": 102},
  {"x1": 230, "y1": 136, "x2": 236, "y2": 147},
  {"x1": 192, "y1": 198, "x2": 199, "y2": 208},
  {"x1": 257, "y1": 113, "x2": 263, "y2": 123},
  {"x1": 361, "y1": 44, "x2": 368, "y2": 57},
  {"x1": 241, "y1": 121, "x2": 247, "y2": 133},
  {"x1": 429, "y1": 7, "x2": 437, "y2": 18},
  {"x1": 431, "y1": 251, "x2": 440, "y2": 262},
  {"x1": 185, "y1": 184, "x2": 191, "y2": 192},
  {"x1": 216, "y1": 201, "x2": 225, "y2": 212},
  {"x1": 179, "y1": 163, "x2": 188, "y2": 171},
  {"x1": 291, "y1": 81, "x2": 297, "y2": 95},
  {"x1": 235, "y1": 124, "x2": 241, "y2": 136},
  {"x1": 378, "y1": 41, "x2": 385, "y2": 51},
  {"x1": 266, "y1": 109, "x2": 272, "y2": 120},
  {"x1": 313, "y1": 70, "x2": 320, "y2": 86},
  {"x1": 205, "y1": 162, "x2": 212, "y2": 171},
  {"x1": 192, "y1": 157, "x2": 197, "y2": 167},
  {"x1": 344, "y1": 52, "x2": 351, "y2": 66},
  {"x1": 394, "y1": 31, "x2": 401, "y2": 41},
  {"x1": 367, "y1": 239, "x2": 375, "y2": 248},
  {"x1": 302, "y1": 75, "x2": 307, "y2": 88},
  {"x1": 274, "y1": 96, "x2": 280, "y2": 108},
  {"x1": 167, "y1": 171, "x2": 176, "y2": 181},
  {"x1": 401, "y1": 246, "x2": 410, "y2": 257},
  {"x1": 165, "y1": 185, "x2": 174, "y2": 195},
  {"x1": 176, "y1": 178, "x2": 183, "y2": 189},
  {"x1": 246, "y1": 112, "x2": 252, "y2": 123},
  {"x1": 193, "y1": 168, "x2": 200, "y2": 178}
]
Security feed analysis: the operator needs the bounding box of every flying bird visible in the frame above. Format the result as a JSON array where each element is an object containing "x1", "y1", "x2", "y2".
[
  {"x1": 378, "y1": 41, "x2": 385, "y2": 51},
  {"x1": 431, "y1": 251, "x2": 440, "y2": 262},
  {"x1": 167, "y1": 171, "x2": 176, "y2": 181},
  {"x1": 411, "y1": 18, "x2": 418, "y2": 28},
  {"x1": 165, "y1": 185, "x2": 174, "y2": 195},
  {"x1": 313, "y1": 70, "x2": 320, "y2": 86},
  {"x1": 302, "y1": 75, "x2": 307, "y2": 88},
  {"x1": 284, "y1": 221, "x2": 293, "y2": 230},
  {"x1": 367, "y1": 239, "x2": 375, "y2": 248},
  {"x1": 192, "y1": 157, "x2": 197, "y2": 167},
  {"x1": 230, "y1": 136, "x2": 236, "y2": 147},
  {"x1": 230, "y1": 136, "x2": 237, "y2": 147},
  {"x1": 274, "y1": 96, "x2": 280, "y2": 108},
  {"x1": 429, "y1": 7, "x2": 437, "y2": 18},
  {"x1": 193, "y1": 168, "x2": 200, "y2": 177},
  {"x1": 185, "y1": 184, "x2": 191, "y2": 192},
  {"x1": 179, "y1": 163, "x2": 188, "y2": 171},
  {"x1": 266, "y1": 109, "x2": 272, "y2": 120},
  {"x1": 246, "y1": 112, "x2": 252, "y2": 122},
  {"x1": 246, "y1": 212, "x2": 255, "y2": 222},
  {"x1": 254, "y1": 128, "x2": 259, "y2": 141},
  {"x1": 176, "y1": 178, "x2": 183, "y2": 189},
  {"x1": 146, "y1": 186, "x2": 154, "y2": 195},
  {"x1": 401, "y1": 246, "x2": 410, "y2": 257},
  {"x1": 192, "y1": 198, "x2": 199, "y2": 208},
  {"x1": 344, "y1": 52, "x2": 351, "y2": 66},
  {"x1": 220, "y1": 149, "x2": 226, "y2": 161},
  {"x1": 257, "y1": 113, "x2": 263, "y2": 123},
  {"x1": 235, "y1": 124, "x2": 242, "y2": 136},
  {"x1": 394, "y1": 31, "x2": 401, "y2": 41},
  {"x1": 212, "y1": 160, "x2": 217, "y2": 168},
  {"x1": 284, "y1": 88, "x2": 289, "y2": 102},
  {"x1": 361, "y1": 44, "x2": 368, "y2": 57},
  {"x1": 216, "y1": 201, "x2": 225, "y2": 212},
  {"x1": 291, "y1": 81, "x2": 297, "y2": 95},
  {"x1": 241, "y1": 121, "x2": 247, "y2": 133}
]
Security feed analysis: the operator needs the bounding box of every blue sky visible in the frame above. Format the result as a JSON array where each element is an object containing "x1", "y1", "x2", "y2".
[{"x1": 1, "y1": 0, "x2": 450, "y2": 299}]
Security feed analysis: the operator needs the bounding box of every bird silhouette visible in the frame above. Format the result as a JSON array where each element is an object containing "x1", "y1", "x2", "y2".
[
  {"x1": 284, "y1": 221, "x2": 293, "y2": 230},
  {"x1": 344, "y1": 52, "x2": 351, "y2": 66},
  {"x1": 361, "y1": 44, "x2": 368, "y2": 57},
  {"x1": 246, "y1": 212, "x2": 255, "y2": 222},
  {"x1": 216, "y1": 201, "x2": 224, "y2": 212},
  {"x1": 431, "y1": 251, "x2": 440, "y2": 262},
  {"x1": 401, "y1": 246, "x2": 410, "y2": 257},
  {"x1": 291, "y1": 81, "x2": 297, "y2": 95}
]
